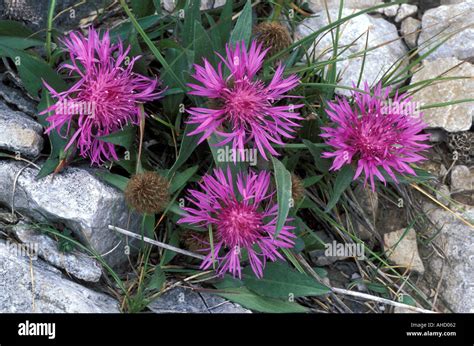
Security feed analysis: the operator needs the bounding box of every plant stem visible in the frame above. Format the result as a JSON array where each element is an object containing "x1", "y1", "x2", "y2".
[{"x1": 46, "y1": 0, "x2": 56, "y2": 65}]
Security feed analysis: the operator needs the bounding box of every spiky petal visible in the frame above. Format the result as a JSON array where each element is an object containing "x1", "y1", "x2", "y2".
[
  {"x1": 186, "y1": 40, "x2": 303, "y2": 160},
  {"x1": 320, "y1": 83, "x2": 431, "y2": 190},
  {"x1": 178, "y1": 168, "x2": 296, "y2": 278},
  {"x1": 41, "y1": 27, "x2": 164, "y2": 165}
]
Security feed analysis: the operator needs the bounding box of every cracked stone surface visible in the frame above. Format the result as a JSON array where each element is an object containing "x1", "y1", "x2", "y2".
[
  {"x1": 148, "y1": 286, "x2": 251, "y2": 313},
  {"x1": 0, "y1": 160, "x2": 141, "y2": 268},
  {"x1": 0, "y1": 240, "x2": 120, "y2": 312},
  {"x1": 296, "y1": 8, "x2": 408, "y2": 96},
  {"x1": 410, "y1": 57, "x2": 473, "y2": 132},
  {"x1": 11, "y1": 221, "x2": 103, "y2": 282},
  {"x1": 0, "y1": 81, "x2": 37, "y2": 117},
  {"x1": 401, "y1": 17, "x2": 421, "y2": 49},
  {"x1": 420, "y1": 203, "x2": 474, "y2": 313},
  {"x1": 418, "y1": 0, "x2": 474, "y2": 61},
  {"x1": 383, "y1": 228, "x2": 425, "y2": 274},
  {"x1": 306, "y1": 0, "x2": 383, "y2": 12},
  {"x1": 0, "y1": 101, "x2": 43, "y2": 157}
]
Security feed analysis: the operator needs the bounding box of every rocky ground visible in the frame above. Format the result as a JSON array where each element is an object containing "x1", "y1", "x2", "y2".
[{"x1": 0, "y1": 0, "x2": 472, "y2": 313}]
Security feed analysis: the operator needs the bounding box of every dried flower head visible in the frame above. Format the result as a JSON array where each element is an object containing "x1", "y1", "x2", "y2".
[
  {"x1": 253, "y1": 22, "x2": 292, "y2": 57},
  {"x1": 125, "y1": 171, "x2": 170, "y2": 214},
  {"x1": 178, "y1": 168, "x2": 296, "y2": 278},
  {"x1": 41, "y1": 27, "x2": 164, "y2": 165},
  {"x1": 320, "y1": 83, "x2": 431, "y2": 190},
  {"x1": 291, "y1": 174, "x2": 305, "y2": 204},
  {"x1": 186, "y1": 40, "x2": 303, "y2": 160}
]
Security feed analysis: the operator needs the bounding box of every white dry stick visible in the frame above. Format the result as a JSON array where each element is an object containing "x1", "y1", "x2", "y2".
[
  {"x1": 332, "y1": 287, "x2": 437, "y2": 314},
  {"x1": 108, "y1": 225, "x2": 205, "y2": 260}
]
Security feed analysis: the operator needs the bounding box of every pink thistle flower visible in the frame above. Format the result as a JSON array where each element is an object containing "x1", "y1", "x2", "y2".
[
  {"x1": 178, "y1": 168, "x2": 296, "y2": 278},
  {"x1": 186, "y1": 40, "x2": 304, "y2": 160},
  {"x1": 320, "y1": 83, "x2": 431, "y2": 190},
  {"x1": 41, "y1": 27, "x2": 164, "y2": 165}
]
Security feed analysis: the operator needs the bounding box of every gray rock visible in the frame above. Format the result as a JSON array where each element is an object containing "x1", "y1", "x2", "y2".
[
  {"x1": 0, "y1": 160, "x2": 140, "y2": 268},
  {"x1": 410, "y1": 57, "x2": 473, "y2": 132},
  {"x1": 307, "y1": 0, "x2": 383, "y2": 12},
  {"x1": 3, "y1": 0, "x2": 114, "y2": 31},
  {"x1": 435, "y1": 183, "x2": 451, "y2": 206},
  {"x1": 200, "y1": 292, "x2": 252, "y2": 313},
  {"x1": 0, "y1": 102, "x2": 43, "y2": 157},
  {"x1": 395, "y1": 4, "x2": 418, "y2": 23},
  {"x1": 418, "y1": 0, "x2": 474, "y2": 61},
  {"x1": 12, "y1": 221, "x2": 103, "y2": 282},
  {"x1": 424, "y1": 128, "x2": 447, "y2": 143},
  {"x1": 401, "y1": 17, "x2": 421, "y2": 49},
  {"x1": 451, "y1": 165, "x2": 473, "y2": 193},
  {"x1": 383, "y1": 228, "x2": 425, "y2": 274},
  {"x1": 0, "y1": 240, "x2": 120, "y2": 312},
  {"x1": 380, "y1": 4, "x2": 399, "y2": 17},
  {"x1": 0, "y1": 81, "x2": 37, "y2": 117},
  {"x1": 421, "y1": 203, "x2": 474, "y2": 312},
  {"x1": 162, "y1": 0, "x2": 226, "y2": 12},
  {"x1": 148, "y1": 286, "x2": 251, "y2": 313},
  {"x1": 295, "y1": 9, "x2": 408, "y2": 96},
  {"x1": 440, "y1": 0, "x2": 468, "y2": 4}
]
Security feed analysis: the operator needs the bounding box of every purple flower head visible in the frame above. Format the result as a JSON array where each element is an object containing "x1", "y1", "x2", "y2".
[
  {"x1": 41, "y1": 27, "x2": 164, "y2": 165},
  {"x1": 178, "y1": 168, "x2": 296, "y2": 278},
  {"x1": 186, "y1": 40, "x2": 304, "y2": 160},
  {"x1": 320, "y1": 83, "x2": 431, "y2": 190}
]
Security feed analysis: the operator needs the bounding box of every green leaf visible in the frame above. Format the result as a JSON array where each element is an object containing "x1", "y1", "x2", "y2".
[
  {"x1": 213, "y1": 287, "x2": 309, "y2": 313},
  {"x1": 303, "y1": 139, "x2": 331, "y2": 173},
  {"x1": 96, "y1": 172, "x2": 129, "y2": 191},
  {"x1": 399, "y1": 294, "x2": 416, "y2": 306},
  {"x1": 193, "y1": 21, "x2": 217, "y2": 65},
  {"x1": 229, "y1": 0, "x2": 252, "y2": 45},
  {"x1": 271, "y1": 157, "x2": 292, "y2": 236},
  {"x1": 0, "y1": 20, "x2": 35, "y2": 37},
  {"x1": 169, "y1": 165, "x2": 198, "y2": 194},
  {"x1": 303, "y1": 175, "x2": 323, "y2": 187},
  {"x1": 36, "y1": 157, "x2": 59, "y2": 180},
  {"x1": 98, "y1": 125, "x2": 136, "y2": 150},
  {"x1": 325, "y1": 165, "x2": 354, "y2": 212},
  {"x1": 0, "y1": 37, "x2": 44, "y2": 50},
  {"x1": 243, "y1": 261, "x2": 330, "y2": 299},
  {"x1": 207, "y1": 0, "x2": 233, "y2": 51},
  {"x1": 131, "y1": 0, "x2": 155, "y2": 18},
  {"x1": 0, "y1": 45, "x2": 66, "y2": 96},
  {"x1": 160, "y1": 228, "x2": 180, "y2": 266},
  {"x1": 182, "y1": 0, "x2": 201, "y2": 48},
  {"x1": 146, "y1": 265, "x2": 166, "y2": 291},
  {"x1": 167, "y1": 123, "x2": 200, "y2": 177}
]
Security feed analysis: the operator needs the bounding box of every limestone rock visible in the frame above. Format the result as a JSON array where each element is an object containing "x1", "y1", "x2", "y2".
[
  {"x1": 0, "y1": 240, "x2": 120, "y2": 313},
  {"x1": 400, "y1": 17, "x2": 421, "y2": 49},
  {"x1": 418, "y1": 0, "x2": 474, "y2": 61},
  {"x1": 12, "y1": 221, "x2": 103, "y2": 282},
  {"x1": 421, "y1": 203, "x2": 474, "y2": 312},
  {"x1": 410, "y1": 57, "x2": 473, "y2": 132},
  {"x1": 0, "y1": 160, "x2": 140, "y2": 268},
  {"x1": 295, "y1": 8, "x2": 408, "y2": 96},
  {"x1": 0, "y1": 102, "x2": 43, "y2": 157},
  {"x1": 148, "y1": 286, "x2": 251, "y2": 313},
  {"x1": 395, "y1": 4, "x2": 417, "y2": 23},
  {"x1": 383, "y1": 228, "x2": 425, "y2": 274}
]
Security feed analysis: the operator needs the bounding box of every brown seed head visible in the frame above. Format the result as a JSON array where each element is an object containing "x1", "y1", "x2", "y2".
[
  {"x1": 291, "y1": 174, "x2": 305, "y2": 204},
  {"x1": 125, "y1": 171, "x2": 170, "y2": 214},
  {"x1": 253, "y1": 22, "x2": 292, "y2": 57}
]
